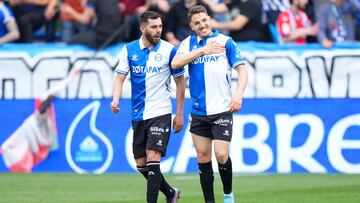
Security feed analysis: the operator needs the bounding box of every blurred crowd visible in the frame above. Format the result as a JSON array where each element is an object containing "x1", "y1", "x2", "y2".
[{"x1": 0, "y1": 0, "x2": 359, "y2": 48}]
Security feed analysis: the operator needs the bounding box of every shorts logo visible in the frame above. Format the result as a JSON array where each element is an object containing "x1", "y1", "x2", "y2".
[
  {"x1": 148, "y1": 171, "x2": 155, "y2": 175},
  {"x1": 214, "y1": 118, "x2": 231, "y2": 126},
  {"x1": 223, "y1": 130, "x2": 230, "y2": 136},
  {"x1": 157, "y1": 140, "x2": 163, "y2": 146},
  {"x1": 150, "y1": 126, "x2": 165, "y2": 133}
]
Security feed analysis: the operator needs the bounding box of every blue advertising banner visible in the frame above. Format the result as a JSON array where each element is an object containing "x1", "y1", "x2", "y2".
[{"x1": 0, "y1": 99, "x2": 359, "y2": 173}]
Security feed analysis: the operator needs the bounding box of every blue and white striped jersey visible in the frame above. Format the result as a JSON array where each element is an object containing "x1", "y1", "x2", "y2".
[
  {"x1": 115, "y1": 38, "x2": 185, "y2": 121},
  {"x1": 177, "y1": 30, "x2": 245, "y2": 116}
]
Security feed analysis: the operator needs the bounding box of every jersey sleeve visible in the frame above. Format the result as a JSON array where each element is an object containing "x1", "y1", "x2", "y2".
[
  {"x1": 225, "y1": 38, "x2": 245, "y2": 69},
  {"x1": 169, "y1": 46, "x2": 185, "y2": 77},
  {"x1": 114, "y1": 46, "x2": 130, "y2": 75}
]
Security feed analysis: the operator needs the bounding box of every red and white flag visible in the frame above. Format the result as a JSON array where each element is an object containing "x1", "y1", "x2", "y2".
[
  {"x1": 0, "y1": 68, "x2": 80, "y2": 173},
  {"x1": 0, "y1": 100, "x2": 58, "y2": 173}
]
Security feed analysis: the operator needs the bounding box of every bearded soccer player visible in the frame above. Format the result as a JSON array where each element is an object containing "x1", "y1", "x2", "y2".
[
  {"x1": 172, "y1": 5, "x2": 248, "y2": 203},
  {"x1": 111, "y1": 11, "x2": 185, "y2": 203}
]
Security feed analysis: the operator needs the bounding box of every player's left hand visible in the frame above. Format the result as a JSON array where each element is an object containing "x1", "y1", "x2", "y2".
[
  {"x1": 172, "y1": 115, "x2": 184, "y2": 133},
  {"x1": 229, "y1": 95, "x2": 243, "y2": 113}
]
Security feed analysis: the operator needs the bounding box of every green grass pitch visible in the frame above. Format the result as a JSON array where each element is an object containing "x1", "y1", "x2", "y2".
[{"x1": 0, "y1": 173, "x2": 359, "y2": 202}]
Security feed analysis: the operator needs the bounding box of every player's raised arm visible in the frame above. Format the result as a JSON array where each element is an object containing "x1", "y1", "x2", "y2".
[
  {"x1": 229, "y1": 64, "x2": 248, "y2": 113},
  {"x1": 171, "y1": 41, "x2": 225, "y2": 69}
]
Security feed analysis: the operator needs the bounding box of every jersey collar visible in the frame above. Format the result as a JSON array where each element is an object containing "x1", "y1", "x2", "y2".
[
  {"x1": 139, "y1": 36, "x2": 161, "y2": 52},
  {"x1": 196, "y1": 29, "x2": 219, "y2": 43}
]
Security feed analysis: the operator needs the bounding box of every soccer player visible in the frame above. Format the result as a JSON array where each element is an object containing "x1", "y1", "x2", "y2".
[
  {"x1": 171, "y1": 5, "x2": 248, "y2": 203},
  {"x1": 110, "y1": 11, "x2": 185, "y2": 203}
]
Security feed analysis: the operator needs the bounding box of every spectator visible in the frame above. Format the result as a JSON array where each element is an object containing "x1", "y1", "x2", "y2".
[
  {"x1": 276, "y1": 0, "x2": 318, "y2": 44},
  {"x1": 304, "y1": 0, "x2": 316, "y2": 22},
  {"x1": 136, "y1": 0, "x2": 170, "y2": 15},
  {"x1": 343, "y1": 0, "x2": 360, "y2": 41},
  {"x1": 121, "y1": 0, "x2": 171, "y2": 40},
  {"x1": 206, "y1": 0, "x2": 267, "y2": 42},
  {"x1": 210, "y1": 0, "x2": 231, "y2": 34},
  {"x1": 67, "y1": 0, "x2": 121, "y2": 48},
  {"x1": 9, "y1": 0, "x2": 58, "y2": 42},
  {"x1": 262, "y1": 0, "x2": 290, "y2": 24},
  {"x1": 60, "y1": 0, "x2": 95, "y2": 42},
  {"x1": 0, "y1": 0, "x2": 20, "y2": 44},
  {"x1": 316, "y1": 0, "x2": 356, "y2": 48},
  {"x1": 165, "y1": 0, "x2": 213, "y2": 45},
  {"x1": 118, "y1": 0, "x2": 145, "y2": 41}
]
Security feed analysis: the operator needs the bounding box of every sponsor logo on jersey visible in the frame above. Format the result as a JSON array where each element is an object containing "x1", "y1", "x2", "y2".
[
  {"x1": 191, "y1": 55, "x2": 220, "y2": 64},
  {"x1": 131, "y1": 66, "x2": 161, "y2": 74}
]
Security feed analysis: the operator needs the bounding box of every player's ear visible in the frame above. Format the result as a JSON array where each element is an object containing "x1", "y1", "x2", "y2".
[
  {"x1": 189, "y1": 23, "x2": 195, "y2": 32},
  {"x1": 140, "y1": 23, "x2": 145, "y2": 33}
]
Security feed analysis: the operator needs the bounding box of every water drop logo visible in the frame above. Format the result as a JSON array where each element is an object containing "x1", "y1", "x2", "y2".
[
  {"x1": 66, "y1": 101, "x2": 113, "y2": 174},
  {"x1": 75, "y1": 136, "x2": 103, "y2": 162}
]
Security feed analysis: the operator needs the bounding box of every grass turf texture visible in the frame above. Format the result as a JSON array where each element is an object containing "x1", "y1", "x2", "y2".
[{"x1": 0, "y1": 174, "x2": 359, "y2": 203}]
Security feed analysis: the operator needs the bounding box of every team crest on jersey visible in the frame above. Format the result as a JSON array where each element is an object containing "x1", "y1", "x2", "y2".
[
  {"x1": 154, "y1": 53, "x2": 162, "y2": 61},
  {"x1": 131, "y1": 55, "x2": 138, "y2": 61}
]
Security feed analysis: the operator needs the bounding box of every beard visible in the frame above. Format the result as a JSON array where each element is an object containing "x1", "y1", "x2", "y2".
[{"x1": 145, "y1": 32, "x2": 160, "y2": 45}]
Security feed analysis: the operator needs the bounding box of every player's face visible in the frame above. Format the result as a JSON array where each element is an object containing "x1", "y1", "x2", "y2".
[
  {"x1": 190, "y1": 12, "x2": 212, "y2": 38},
  {"x1": 142, "y1": 18, "x2": 162, "y2": 45}
]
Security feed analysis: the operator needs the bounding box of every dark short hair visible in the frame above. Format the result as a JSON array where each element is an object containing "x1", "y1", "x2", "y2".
[
  {"x1": 140, "y1": 11, "x2": 161, "y2": 24},
  {"x1": 187, "y1": 5, "x2": 208, "y2": 21}
]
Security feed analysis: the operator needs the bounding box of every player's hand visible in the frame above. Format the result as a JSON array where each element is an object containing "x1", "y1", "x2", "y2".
[
  {"x1": 172, "y1": 114, "x2": 184, "y2": 133},
  {"x1": 202, "y1": 41, "x2": 225, "y2": 55},
  {"x1": 110, "y1": 101, "x2": 120, "y2": 113},
  {"x1": 229, "y1": 95, "x2": 243, "y2": 113}
]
